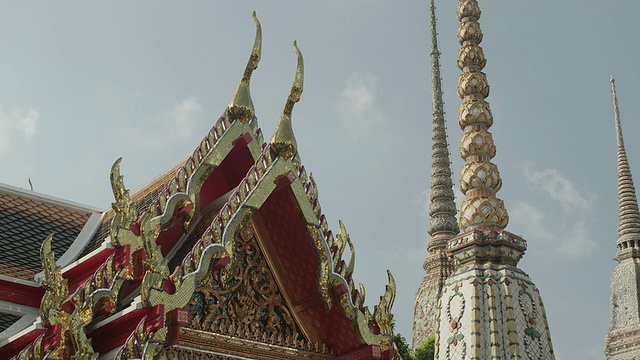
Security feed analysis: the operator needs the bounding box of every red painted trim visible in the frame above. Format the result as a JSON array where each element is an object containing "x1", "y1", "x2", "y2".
[
  {"x1": 220, "y1": 137, "x2": 257, "y2": 190},
  {"x1": 42, "y1": 324, "x2": 62, "y2": 356},
  {"x1": 61, "y1": 245, "x2": 131, "y2": 316},
  {"x1": 382, "y1": 348, "x2": 394, "y2": 360},
  {"x1": 132, "y1": 248, "x2": 146, "y2": 280},
  {"x1": 144, "y1": 304, "x2": 165, "y2": 333},
  {"x1": 166, "y1": 308, "x2": 188, "y2": 346},
  {"x1": 254, "y1": 186, "x2": 369, "y2": 354},
  {"x1": 87, "y1": 305, "x2": 163, "y2": 354},
  {"x1": 0, "y1": 325, "x2": 59, "y2": 359},
  {"x1": 274, "y1": 171, "x2": 297, "y2": 189},
  {"x1": 213, "y1": 256, "x2": 230, "y2": 271},
  {"x1": 332, "y1": 283, "x2": 349, "y2": 297},
  {"x1": 231, "y1": 132, "x2": 253, "y2": 153},
  {"x1": 64, "y1": 247, "x2": 115, "y2": 295},
  {"x1": 156, "y1": 133, "x2": 254, "y2": 256},
  {"x1": 114, "y1": 244, "x2": 131, "y2": 270},
  {"x1": 199, "y1": 132, "x2": 255, "y2": 207},
  {"x1": 0, "y1": 278, "x2": 44, "y2": 308},
  {"x1": 336, "y1": 345, "x2": 382, "y2": 360},
  {"x1": 156, "y1": 215, "x2": 189, "y2": 257}
]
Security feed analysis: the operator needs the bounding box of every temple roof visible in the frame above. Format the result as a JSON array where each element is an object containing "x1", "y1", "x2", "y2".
[
  {"x1": 1, "y1": 13, "x2": 396, "y2": 360},
  {"x1": 78, "y1": 160, "x2": 186, "y2": 259},
  {"x1": 0, "y1": 183, "x2": 100, "y2": 281},
  {"x1": 0, "y1": 314, "x2": 21, "y2": 333}
]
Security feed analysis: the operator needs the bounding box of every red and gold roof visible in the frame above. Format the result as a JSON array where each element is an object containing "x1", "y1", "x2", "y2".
[{"x1": 0, "y1": 13, "x2": 396, "y2": 360}]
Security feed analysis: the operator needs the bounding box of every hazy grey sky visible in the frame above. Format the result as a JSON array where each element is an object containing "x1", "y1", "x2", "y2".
[{"x1": 0, "y1": 1, "x2": 638, "y2": 359}]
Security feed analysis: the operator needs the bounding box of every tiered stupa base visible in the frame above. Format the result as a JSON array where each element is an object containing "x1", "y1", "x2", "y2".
[
  {"x1": 606, "y1": 257, "x2": 640, "y2": 359},
  {"x1": 435, "y1": 230, "x2": 555, "y2": 360},
  {"x1": 413, "y1": 251, "x2": 453, "y2": 347}
]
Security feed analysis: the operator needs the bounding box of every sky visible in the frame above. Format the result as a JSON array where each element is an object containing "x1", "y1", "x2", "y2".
[{"x1": 0, "y1": 1, "x2": 638, "y2": 359}]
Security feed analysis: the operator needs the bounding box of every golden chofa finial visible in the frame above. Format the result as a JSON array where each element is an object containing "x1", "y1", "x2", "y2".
[
  {"x1": 270, "y1": 41, "x2": 304, "y2": 159},
  {"x1": 39, "y1": 233, "x2": 69, "y2": 326},
  {"x1": 228, "y1": 11, "x2": 262, "y2": 123}
]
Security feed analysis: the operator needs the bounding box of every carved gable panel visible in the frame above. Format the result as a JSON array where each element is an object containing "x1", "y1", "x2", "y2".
[{"x1": 187, "y1": 221, "x2": 303, "y2": 343}]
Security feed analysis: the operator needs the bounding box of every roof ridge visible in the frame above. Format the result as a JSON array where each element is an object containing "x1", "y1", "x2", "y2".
[{"x1": 0, "y1": 182, "x2": 101, "y2": 213}]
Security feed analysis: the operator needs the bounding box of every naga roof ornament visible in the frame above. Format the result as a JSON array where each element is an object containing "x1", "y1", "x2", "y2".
[
  {"x1": 610, "y1": 76, "x2": 640, "y2": 257},
  {"x1": 38, "y1": 233, "x2": 68, "y2": 328},
  {"x1": 228, "y1": 11, "x2": 262, "y2": 123},
  {"x1": 455, "y1": 0, "x2": 508, "y2": 232},
  {"x1": 270, "y1": 41, "x2": 303, "y2": 160}
]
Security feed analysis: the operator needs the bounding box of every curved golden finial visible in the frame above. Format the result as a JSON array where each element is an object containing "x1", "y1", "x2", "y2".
[
  {"x1": 373, "y1": 270, "x2": 396, "y2": 336},
  {"x1": 109, "y1": 157, "x2": 138, "y2": 246},
  {"x1": 39, "y1": 233, "x2": 69, "y2": 326},
  {"x1": 270, "y1": 41, "x2": 304, "y2": 159},
  {"x1": 228, "y1": 11, "x2": 262, "y2": 123}
]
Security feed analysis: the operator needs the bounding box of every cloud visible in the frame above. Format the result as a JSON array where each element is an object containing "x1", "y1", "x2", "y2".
[
  {"x1": 121, "y1": 97, "x2": 203, "y2": 150},
  {"x1": 171, "y1": 97, "x2": 202, "y2": 140},
  {"x1": 0, "y1": 105, "x2": 39, "y2": 185},
  {"x1": 412, "y1": 188, "x2": 430, "y2": 220},
  {"x1": 0, "y1": 106, "x2": 38, "y2": 156},
  {"x1": 510, "y1": 164, "x2": 597, "y2": 260},
  {"x1": 523, "y1": 166, "x2": 593, "y2": 212},
  {"x1": 336, "y1": 72, "x2": 384, "y2": 139}
]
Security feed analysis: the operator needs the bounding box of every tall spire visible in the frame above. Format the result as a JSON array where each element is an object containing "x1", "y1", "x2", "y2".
[
  {"x1": 605, "y1": 76, "x2": 640, "y2": 359},
  {"x1": 611, "y1": 76, "x2": 640, "y2": 258},
  {"x1": 434, "y1": 2, "x2": 555, "y2": 358},
  {"x1": 413, "y1": 0, "x2": 459, "y2": 347},
  {"x1": 427, "y1": 0, "x2": 459, "y2": 246}
]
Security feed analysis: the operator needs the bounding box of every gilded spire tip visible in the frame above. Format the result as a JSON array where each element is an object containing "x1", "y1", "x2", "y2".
[
  {"x1": 289, "y1": 40, "x2": 304, "y2": 104},
  {"x1": 228, "y1": 11, "x2": 262, "y2": 123},
  {"x1": 269, "y1": 41, "x2": 304, "y2": 160}
]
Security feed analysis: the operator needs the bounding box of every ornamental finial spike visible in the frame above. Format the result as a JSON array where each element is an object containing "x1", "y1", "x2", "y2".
[
  {"x1": 228, "y1": 11, "x2": 262, "y2": 123},
  {"x1": 610, "y1": 77, "x2": 640, "y2": 257},
  {"x1": 270, "y1": 41, "x2": 303, "y2": 159},
  {"x1": 612, "y1": 75, "x2": 624, "y2": 149}
]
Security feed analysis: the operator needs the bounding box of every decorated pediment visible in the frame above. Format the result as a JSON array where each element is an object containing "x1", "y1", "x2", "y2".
[
  {"x1": 187, "y1": 222, "x2": 305, "y2": 345},
  {"x1": 184, "y1": 221, "x2": 336, "y2": 358}
]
